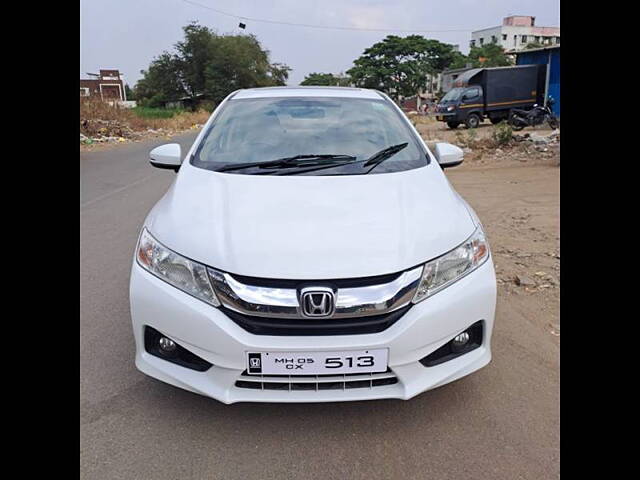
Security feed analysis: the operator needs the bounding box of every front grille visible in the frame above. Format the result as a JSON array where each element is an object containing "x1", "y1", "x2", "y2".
[
  {"x1": 235, "y1": 368, "x2": 399, "y2": 391},
  {"x1": 221, "y1": 304, "x2": 412, "y2": 336}
]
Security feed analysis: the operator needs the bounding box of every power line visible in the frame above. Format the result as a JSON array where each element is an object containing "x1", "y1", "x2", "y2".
[{"x1": 179, "y1": 0, "x2": 474, "y2": 33}]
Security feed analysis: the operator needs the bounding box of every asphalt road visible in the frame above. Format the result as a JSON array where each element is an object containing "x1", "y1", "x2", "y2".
[{"x1": 80, "y1": 133, "x2": 559, "y2": 480}]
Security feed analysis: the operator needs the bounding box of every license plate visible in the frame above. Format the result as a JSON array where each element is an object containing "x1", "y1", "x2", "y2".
[{"x1": 246, "y1": 349, "x2": 388, "y2": 375}]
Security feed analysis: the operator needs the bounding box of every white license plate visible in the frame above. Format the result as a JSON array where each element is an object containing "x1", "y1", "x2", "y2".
[{"x1": 246, "y1": 349, "x2": 388, "y2": 375}]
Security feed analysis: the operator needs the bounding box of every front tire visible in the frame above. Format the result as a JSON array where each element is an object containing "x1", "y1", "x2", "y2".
[
  {"x1": 465, "y1": 113, "x2": 480, "y2": 129},
  {"x1": 547, "y1": 116, "x2": 559, "y2": 129},
  {"x1": 446, "y1": 121, "x2": 460, "y2": 129},
  {"x1": 509, "y1": 113, "x2": 525, "y2": 131}
]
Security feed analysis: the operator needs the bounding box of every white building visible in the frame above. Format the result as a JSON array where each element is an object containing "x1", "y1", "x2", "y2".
[{"x1": 471, "y1": 16, "x2": 559, "y2": 52}]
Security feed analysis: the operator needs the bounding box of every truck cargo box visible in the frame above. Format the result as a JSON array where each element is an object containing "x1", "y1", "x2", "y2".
[{"x1": 453, "y1": 65, "x2": 546, "y2": 112}]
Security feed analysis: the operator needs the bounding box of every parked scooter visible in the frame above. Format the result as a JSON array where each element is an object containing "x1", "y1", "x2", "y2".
[{"x1": 508, "y1": 97, "x2": 559, "y2": 131}]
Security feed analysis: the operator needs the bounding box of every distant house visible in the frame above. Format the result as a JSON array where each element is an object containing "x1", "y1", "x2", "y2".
[
  {"x1": 515, "y1": 45, "x2": 560, "y2": 116},
  {"x1": 80, "y1": 69, "x2": 126, "y2": 101},
  {"x1": 471, "y1": 16, "x2": 559, "y2": 52}
]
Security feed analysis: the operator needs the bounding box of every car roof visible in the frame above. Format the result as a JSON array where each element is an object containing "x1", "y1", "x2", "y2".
[{"x1": 232, "y1": 86, "x2": 384, "y2": 100}]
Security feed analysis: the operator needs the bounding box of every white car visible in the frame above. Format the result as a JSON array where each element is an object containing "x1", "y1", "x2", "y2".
[{"x1": 130, "y1": 87, "x2": 496, "y2": 404}]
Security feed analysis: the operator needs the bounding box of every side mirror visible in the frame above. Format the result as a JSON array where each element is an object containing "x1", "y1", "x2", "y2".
[
  {"x1": 434, "y1": 142, "x2": 464, "y2": 169},
  {"x1": 149, "y1": 143, "x2": 182, "y2": 172}
]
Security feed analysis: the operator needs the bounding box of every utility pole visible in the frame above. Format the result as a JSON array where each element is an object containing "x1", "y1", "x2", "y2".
[{"x1": 544, "y1": 50, "x2": 551, "y2": 107}]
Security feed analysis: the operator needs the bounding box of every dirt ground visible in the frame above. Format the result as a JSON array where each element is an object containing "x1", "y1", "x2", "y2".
[{"x1": 418, "y1": 118, "x2": 560, "y2": 339}]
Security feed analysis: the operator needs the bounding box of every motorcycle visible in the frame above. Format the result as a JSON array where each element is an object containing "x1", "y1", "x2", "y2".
[{"x1": 508, "y1": 97, "x2": 559, "y2": 131}]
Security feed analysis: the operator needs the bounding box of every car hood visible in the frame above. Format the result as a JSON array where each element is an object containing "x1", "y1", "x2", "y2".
[{"x1": 145, "y1": 164, "x2": 475, "y2": 279}]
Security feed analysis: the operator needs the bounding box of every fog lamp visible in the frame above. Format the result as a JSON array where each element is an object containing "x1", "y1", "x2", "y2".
[
  {"x1": 159, "y1": 336, "x2": 177, "y2": 353},
  {"x1": 451, "y1": 332, "x2": 470, "y2": 352}
]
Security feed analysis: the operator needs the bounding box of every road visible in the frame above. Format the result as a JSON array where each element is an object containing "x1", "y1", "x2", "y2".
[{"x1": 80, "y1": 132, "x2": 559, "y2": 480}]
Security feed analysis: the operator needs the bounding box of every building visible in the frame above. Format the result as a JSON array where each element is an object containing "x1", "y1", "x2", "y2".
[
  {"x1": 471, "y1": 16, "x2": 559, "y2": 52},
  {"x1": 80, "y1": 69, "x2": 126, "y2": 101},
  {"x1": 515, "y1": 45, "x2": 560, "y2": 116}
]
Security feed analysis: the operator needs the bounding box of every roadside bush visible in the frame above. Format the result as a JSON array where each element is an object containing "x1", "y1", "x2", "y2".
[
  {"x1": 455, "y1": 128, "x2": 478, "y2": 148},
  {"x1": 492, "y1": 121, "x2": 513, "y2": 146}
]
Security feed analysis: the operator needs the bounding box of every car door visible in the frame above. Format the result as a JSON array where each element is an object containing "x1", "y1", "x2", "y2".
[{"x1": 460, "y1": 87, "x2": 482, "y2": 110}]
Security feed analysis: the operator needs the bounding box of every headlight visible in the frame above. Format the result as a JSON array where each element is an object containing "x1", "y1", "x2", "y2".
[
  {"x1": 136, "y1": 228, "x2": 220, "y2": 307},
  {"x1": 412, "y1": 226, "x2": 489, "y2": 303},
  {"x1": 447, "y1": 106, "x2": 455, "y2": 112}
]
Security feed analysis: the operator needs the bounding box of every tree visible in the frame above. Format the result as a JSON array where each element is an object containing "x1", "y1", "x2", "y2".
[
  {"x1": 467, "y1": 43, "x2": 513, "y2": 68},
  {"x1": 124, "y1": 84, "x2": 135, "y2": 101},
  {"x1": 269, "y1": 63, "x2": 292, "y2": 86},
  {"x1": 134, "y1": 52, "x2": 186, "y2": 107},
  {"x1": 300, "y1": 72, "x2": 350, "y2": 86},
  {"x1": 347, "y1": 35, "x2": 461, "y2": 100},
  {"x1": 134, "y1": 22, "x2": 290, "y2": 107},
  {"x1": 175, "y1": 23, "x2": 219, "y2": 97},
  {"x1": 448, "y1": 50, "x2": 470, "y2": 70}
]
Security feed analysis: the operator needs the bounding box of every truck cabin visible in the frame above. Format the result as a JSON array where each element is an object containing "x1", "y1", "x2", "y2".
[{"x1": 439, "y1": 86, "x2": 483, "y2": 105}]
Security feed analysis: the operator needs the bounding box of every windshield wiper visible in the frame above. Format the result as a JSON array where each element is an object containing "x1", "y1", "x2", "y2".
[
  {"x1": 216, "y1": 154, "x2": 357, "y2": 173},
  {"x1": 362, "y1": 143, "x2": 408, "y2": 173}
]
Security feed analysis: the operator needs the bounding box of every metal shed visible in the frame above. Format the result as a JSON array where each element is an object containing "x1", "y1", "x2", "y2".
[{"x1": 514, "y1": 46, "x2": 560, "y2": 116}]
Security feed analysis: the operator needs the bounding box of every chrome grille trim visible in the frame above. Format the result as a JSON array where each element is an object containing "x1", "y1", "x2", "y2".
[{"x1": 207, "y1": 266, "x2": 423, "y2": 319}]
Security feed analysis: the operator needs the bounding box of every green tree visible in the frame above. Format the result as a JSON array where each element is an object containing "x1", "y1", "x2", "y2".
[
  {"x1": 204, "y1": 34, "x2": 287, "y2": 103},
  {"x1": 269, "y1": 63, "x2": 292, "y2": 86},
  {"x1": 134, "y1": 52, "x2": 186, "y2": 107},
  {"x1": 175, "y1": 23, "x2": 219, "y2": 97},
  {"x1": 347, "y1": 35, "x2": 461, "y2": 100},
  {"x1": 448, "y1": 50, "x2": 470, "y2": 70},
  {"x1": 124, "y1": 84, "x2": 135, "y2": 101},
  {"x1": 134, "y1": 22, "x2": 290, "y2": 107},
  {"x1": 300, "y1": 72, "x2": 350, "y2": 86},
  {"x1": 467, "y1": 43, "x2": 513, "y2": 67}
]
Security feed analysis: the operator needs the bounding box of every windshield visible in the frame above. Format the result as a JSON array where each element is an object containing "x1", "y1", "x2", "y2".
[
  {"x1": 191, "y1": 96, "x2": 427, "y2": 175},
  {"x1": 441, "y1": 88, "x2": 465, "y2": 103}
]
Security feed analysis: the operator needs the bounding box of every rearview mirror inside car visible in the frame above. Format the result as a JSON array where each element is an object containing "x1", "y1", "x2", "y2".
[
  {"x1": 149, "y1": 143, "x2": 182, "y2": 172},
  {"x1": 434, "y1": 142, "x2": 464, "y2": 169}
]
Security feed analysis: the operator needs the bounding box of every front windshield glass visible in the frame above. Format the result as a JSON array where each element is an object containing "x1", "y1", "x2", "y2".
[
  {"x1": 191, "y1": 96, "x2": 427, "y2": 175},
  {"x1": 441, "y1": 88, "x2": 464, "y2": 102}
]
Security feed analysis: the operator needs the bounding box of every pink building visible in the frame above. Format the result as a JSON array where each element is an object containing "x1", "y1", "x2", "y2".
[{"x1": 471, "y1": 16, "x2": 559, "y2": 52}]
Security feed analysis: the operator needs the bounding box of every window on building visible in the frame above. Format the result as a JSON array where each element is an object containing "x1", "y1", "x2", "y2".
[
  {"x1": 535, "y1": 36, "x2": 540, "y2": 43},
  {"x1": 521, "y1": 35, "x2": 528, "y2": 43},
  {"x1": 491, "y1": 35, "x2": 497, "y2": 43},
  {"x1": 502, "y1": 34, "x2": 507, "y2": 41},
  {"x1": 555, "y1": 36, "x2": 560, "y2": 44},
  {"x1": 80, "y1": 88, "x2": 90, "y2": 97},
  {"x1": 479, "y1": 37, "x2": 484, "y2": 45}
]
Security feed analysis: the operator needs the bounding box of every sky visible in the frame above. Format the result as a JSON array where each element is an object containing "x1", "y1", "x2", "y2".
[{"x1": 80, "y1": 0, "x2": 560, "y2": 87}]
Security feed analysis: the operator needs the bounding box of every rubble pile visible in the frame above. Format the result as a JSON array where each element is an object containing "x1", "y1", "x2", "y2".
[
  {"x1": 80, "y1": 120, "x2": 205, "y2": 146},
  {"x1": 80, "y1": 119, "x2": 140, "y2": 145},
  {"x1": 513, "y1": 130, "x2": 560, "y2": 152}
]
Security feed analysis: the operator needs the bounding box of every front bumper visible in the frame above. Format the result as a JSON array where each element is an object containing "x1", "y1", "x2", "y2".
[{"x1": 129, "y1": 259, "x2": 497, "y2": 404}]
